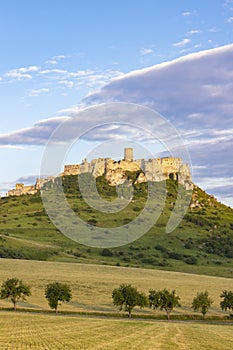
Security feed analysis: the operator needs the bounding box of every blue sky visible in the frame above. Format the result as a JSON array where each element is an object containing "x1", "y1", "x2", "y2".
[{"x1": 0, "y1": 0, "x2": 233, "y2": 207}]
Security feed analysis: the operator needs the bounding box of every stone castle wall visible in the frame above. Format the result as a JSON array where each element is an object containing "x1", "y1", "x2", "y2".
[
  {"x1": 6, "y1": 148, "x2": 193, "y2": 196},
  {"x1": 61, "y1": 149, "x2": 192, "y2": 190}
]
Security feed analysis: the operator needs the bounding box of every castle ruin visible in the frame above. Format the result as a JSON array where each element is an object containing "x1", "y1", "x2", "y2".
[
  {"x1": 6, "y1": 148, "x2": 193, "y2": 197},
  {"x1": 61, "y1": 148, "x2": 193, "y2": 189}
]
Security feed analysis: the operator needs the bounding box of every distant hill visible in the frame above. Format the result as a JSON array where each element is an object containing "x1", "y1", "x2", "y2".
[{"x1": 0, "y1": 174, "x2": 232, "y2": 278}]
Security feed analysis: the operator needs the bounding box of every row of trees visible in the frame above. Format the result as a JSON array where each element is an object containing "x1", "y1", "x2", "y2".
[
  {"x1": 1, "y1": 278, "x2": 233, "y2": 320},
  {"x1": 112, "y1": 284, "x2": 233, "y2": 319},
  {"x1": 0, "y1": 278, "x2": 71, "y2": 314}
]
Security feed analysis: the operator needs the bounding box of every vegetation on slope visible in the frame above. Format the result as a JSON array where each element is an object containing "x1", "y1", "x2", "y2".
[{"x1": 0, "y1": 174, "x2": 232, "y2": 277}]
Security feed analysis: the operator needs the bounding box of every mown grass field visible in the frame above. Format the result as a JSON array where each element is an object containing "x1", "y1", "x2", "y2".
[
  {"x1": 0, "y1": 259, "x2": 232, "y2": 316},
  {"x1": 0, "y1": 312, "x2": 232, "y2": 350}
]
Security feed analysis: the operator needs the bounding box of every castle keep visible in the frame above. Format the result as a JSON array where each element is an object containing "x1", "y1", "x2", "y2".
[{"x1": 7, "y1": 148, "x2": 192, "y2": 197}]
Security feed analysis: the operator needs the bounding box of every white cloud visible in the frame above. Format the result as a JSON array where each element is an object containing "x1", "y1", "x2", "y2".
[
  {"x1": 186, "y1": 30, "x2": 201, "y2": 35},
  {"x1": 4, "y1": 66, "x2": 40, "y2": 80},
  {"x1": 172, "y1": 38, "x2": 191, "y2": 47},
  {"x1": 46, "y1": 60, "x2": 58, "y2": 65},
  {"x1": 0, "y1": 145, "x2": 26, "y2": 150},
  {"x1": 198, "y1": 177, "x2": 233, "y2": 190},
  {"x1": 140, "y1": 48, "x2": 153, "y2": 55},
  {"x1": 182, "y1": 11, "x2": 191, "y2": 16},
  {"x1": 227, "y1": 16, "x2": 233, "y2": 22},
  {"x1": 28, "y1": 88, "x2": 49, "y2": 97},
  {"x1": 58, "y1": 80, "x2": 74, "y2": 88},
  {"x1": 52, "y1": 55, "x2": 66, "y2": 60}
]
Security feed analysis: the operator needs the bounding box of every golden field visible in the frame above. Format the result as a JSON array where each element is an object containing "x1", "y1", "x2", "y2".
[
  {"x1": 0, "y1": 258, "x2": 232, "y2": 315},
  {"x1": 0, "y1": 312, "x2": 232, "y2": 350}
]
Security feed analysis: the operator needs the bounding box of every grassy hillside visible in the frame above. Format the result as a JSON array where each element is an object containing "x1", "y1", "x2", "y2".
[{"x1": 0, "y1": 175, "x2": 232, "y2": 277}]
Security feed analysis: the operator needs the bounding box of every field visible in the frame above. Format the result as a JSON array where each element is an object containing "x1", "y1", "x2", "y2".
[
  {"x1": 0, "y1": 312, "x2": 232, "y2": 350},
  {"x1": 0, "y1": 259, "x2": 233, "y2": 349},
  {"x1": 0, "y1": 259, "x2": 233, "y2": 315}
]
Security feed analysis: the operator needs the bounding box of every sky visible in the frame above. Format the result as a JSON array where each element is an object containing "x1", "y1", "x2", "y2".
[{"x1": 0, "y1": 0, "x2": 233, "y2": 207}]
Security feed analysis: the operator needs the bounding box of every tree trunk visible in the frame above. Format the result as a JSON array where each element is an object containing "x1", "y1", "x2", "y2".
[
  {"x1": 55, "y1": 307, "x2": 58, "y2": 315},
  {"x1": 167, "y1": 311, "x2": 170, "y2": 321},
  {"x1": 128, "y1": 310, "x2": 132, "y2": 318},
  {"x1": 13, "y1": 302, "x2": 16, "y2": 312}
]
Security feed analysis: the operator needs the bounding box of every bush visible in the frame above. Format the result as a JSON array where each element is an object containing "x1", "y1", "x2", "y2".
[
  {"x1": 101, "y1": 248, "x2": 113, "y2": 257},
  {"x1": 185, "y1": 256, "x2": 198, "y2": 265}
]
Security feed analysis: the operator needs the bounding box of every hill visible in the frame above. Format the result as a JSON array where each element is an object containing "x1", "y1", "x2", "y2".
[{"x1": 0, "y1": 174, "x2": 233, "y2": 277}]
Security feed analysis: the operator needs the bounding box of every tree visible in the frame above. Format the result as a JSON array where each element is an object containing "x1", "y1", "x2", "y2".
[
  {"x1": 0, "y1": 277, "x2": 31, "y2": 311},
  {"x1": 220, "y1": 290, "x2": 233, "y2": 316},
  {"x1": 148, "y1": 289, "x2": 161, "y2": 309},
  {"x1": 45, "y1": 282, "x2": 72, "y2": 314},
  {"x1": 149, "y1": 288, "x2": 181, "y2": 320},
  {"x1": 112, "y1": 284, "x2": 148, "y2": 318},
  {"x1": 192, "y1": 291, "x2": 213, "y2": 318}
]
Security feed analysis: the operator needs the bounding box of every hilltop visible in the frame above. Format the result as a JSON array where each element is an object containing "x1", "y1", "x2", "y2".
[{"x1": 0, "y1": 171, "x2": 232, "y2": 277}]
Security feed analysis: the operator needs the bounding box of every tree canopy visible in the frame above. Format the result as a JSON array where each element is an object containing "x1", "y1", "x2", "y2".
[
  {"x1": 220, "y1": 290, "x2": 233, "y2": 316},
  {"x1": 0, "y1": 277, "x2": 31, "y2": 311},
  {"x1": 149, "y1": 288, "x2": 181, "y2": 320},
  {"x1": 112, "y1": 284, "x2": 148, "y2": 318},
  {"x1": 192, "y1": 291, "x2": 213, "y2": 318},
  {"x1": 45, "y1": 282, "x2": 72, "y2": 314}
]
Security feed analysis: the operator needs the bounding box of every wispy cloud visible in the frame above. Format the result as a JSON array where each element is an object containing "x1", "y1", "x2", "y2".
[
  {"x1": 0, "y1": 59, "x2": 123, "y2": 99},
  {"x1": 140, "y1": 48, "x2": 153, "y2": 55},
  {"x1": 4, "y1": 66, "x2": 40, "y2": 80},
  {"x1": 182, "y1": 11, "x2": 191, "y2": 16},
  {"x1": 28, "y1": 88, "x2": 49, "y2": 97},
  {"x1": 0, "y1": 145, "x2": 26, "y2": 150},
  {"x1": 172, "y1": 38, "x2": 190, "y2": 47},
  {"x1": 46, "y1": 60, "x2": 58, "y2": 65},
  {"x1": 58, "y1": 80, "x2": 74, "y2": 88},
  {"x1": 186, "y1": 29, "x2": 201, "y2": 35},
  {"x1": 227, "y1": 16, "x2": 233, "y2": 22},
  {"x1": 52, "y1": 55, "x2": 66, "y2": 60}
]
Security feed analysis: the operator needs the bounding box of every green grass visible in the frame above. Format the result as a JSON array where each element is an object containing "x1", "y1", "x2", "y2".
[
  {"x1": 0, "y1": 312, "x2": 232, "y2": 350},
  {"x1": 0, "y1": 176, "x2": 232, "y2": 277}
]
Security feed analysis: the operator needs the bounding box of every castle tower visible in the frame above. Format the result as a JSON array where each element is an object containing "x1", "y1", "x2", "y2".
[{"x1": 124, "y1": 148, "x2": 133, "y2": 161}]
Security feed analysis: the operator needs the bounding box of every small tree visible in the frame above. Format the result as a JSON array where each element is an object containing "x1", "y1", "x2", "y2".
[
  {"x1": 220, "y1": 290, "x2": 233, "y2": 316},
  {"x1": 0, "y1": 277, "x2": 31, "y2": 311},
  {"x1": 45, "y1": 282, "x2": 72, "y2": 314},
  {"x1": 192, "y1": 291, "x2": 213, "y2": 318},
  {"x1": 112, "y1": 284, "x2": 148, "y2": 318},
  {"x1": 149, "y1": 288, "x2": 181, "y2": 320}
]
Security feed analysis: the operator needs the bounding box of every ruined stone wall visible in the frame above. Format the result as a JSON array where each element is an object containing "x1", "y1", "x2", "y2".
[
  {"x1": 61, "y1": 155, "x2": 192, "y2": 189},
  {"x1": 6, "y1": 150, "x2": 193, "y2": 197},
  {"x1": 7, "y1": 183, "x2": 37, "y2": 196}
]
